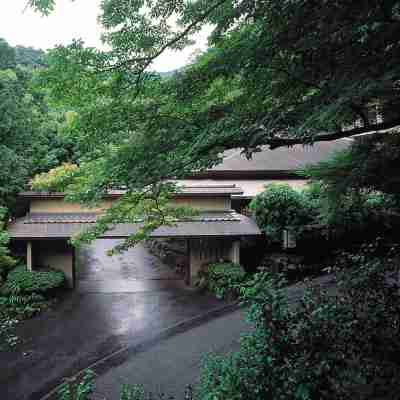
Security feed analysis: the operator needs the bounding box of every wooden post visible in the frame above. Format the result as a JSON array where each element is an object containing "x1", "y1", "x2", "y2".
[
  {"x1": 230, "y1": 240, "x2": 241, "y2": 264},
  {"x1": 27, "y1": 241, "x2": 33, "y2": 271},
  {"x1": 185, "y1": 239, "x2": 191, "y2": 286}
]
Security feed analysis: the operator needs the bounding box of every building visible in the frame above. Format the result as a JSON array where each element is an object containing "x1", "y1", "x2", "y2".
[
  {"x1": 7, "y1": 139, "x2": 350, "y2": 288},
  {"x1": 182, "y1": 139, "x2": 350, "y2": 212},
  {"x1": 8, "y1": 186, "x2": 260, "y2": 288}
]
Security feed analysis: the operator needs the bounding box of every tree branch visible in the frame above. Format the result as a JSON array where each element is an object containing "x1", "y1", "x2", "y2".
[
  {"x1": 100, "y1": 0, "x2": 229, "y2": 73},
  {"x1": 264, "y1": 118, "x2": 400, "y2": 150}
]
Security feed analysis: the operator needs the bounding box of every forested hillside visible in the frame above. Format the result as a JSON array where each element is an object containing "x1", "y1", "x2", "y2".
[{"x1": 0, "y1": 38, "x2": 75, "y2": 215}]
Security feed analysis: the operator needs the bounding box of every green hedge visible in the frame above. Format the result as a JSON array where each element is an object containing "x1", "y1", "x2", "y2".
[
  {"x1": 2, "y1": 266, "x2": 65, "y2": 295},
  {"x1": 197, "y1": 262, "x2": 247, "y2": 299}
]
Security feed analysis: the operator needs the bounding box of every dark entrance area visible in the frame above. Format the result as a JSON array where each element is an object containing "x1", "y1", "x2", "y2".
[{"x1": 76, "y1": 239, "x2": 183, "y2": 293}]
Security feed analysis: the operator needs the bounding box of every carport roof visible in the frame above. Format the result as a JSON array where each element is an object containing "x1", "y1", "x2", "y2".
[{"x1": 8, "y1": 211, "x2": 261, "y2": 239}]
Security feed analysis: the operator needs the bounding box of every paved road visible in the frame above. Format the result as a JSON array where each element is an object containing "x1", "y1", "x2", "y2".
[
  {"x1": 89, "y1": 274, "x2": 337, "y2": 400},
  {"x1": 0, "y1": 241, "x2": 228, "y2": 400},
  {"x1": 92, "y1": 309, "x2": 250, "y2": 400}
]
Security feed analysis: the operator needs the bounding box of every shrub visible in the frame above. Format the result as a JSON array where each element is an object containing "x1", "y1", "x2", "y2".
[
  {"x1": 2, "y1": 265, "x2": 65, "y2": 295},
  {"x1": 0, "y1": 266, "x2": 64, "y2": 351},
  {"x1": 0, "y1": 316, "x2": 19, "y2": 350},
  {"x1": 58, "y1": 370, "x2": 95, "y2": 400},
  {"x1": 197, "y1": 262, "x2": 246, "y2": 299},
  {"x1": 249, "y1": 184, "x2": 315, "y2": 244},
  {"x1": 57, "y1": 370, "x2": 194, "y2": 400},
  {"x1": 197, "y1": 239, "x2": 400, "y2": 399},
  {"x1": 0, "y1": 293, "x2": 49, "y2": 319},
  {"x1": 0, "y1": 207, "x2": 16, "y2": 280}
]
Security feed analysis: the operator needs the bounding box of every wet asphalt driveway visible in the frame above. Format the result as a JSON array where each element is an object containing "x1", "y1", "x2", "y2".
[{"x1": 1, "y1": 240, "x2": 228, "y2": 400}]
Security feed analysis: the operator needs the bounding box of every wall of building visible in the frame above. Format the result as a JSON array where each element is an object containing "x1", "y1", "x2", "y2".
[
  {"x1": 34, "y1": 240, "x2": 75, "y2": 288},
  {"x1": 30, "y1": 199, "x2": 113, "y2": 214},
  {"x1": 30, "y1": 196, "x2": 231, "y2": 214},
  {"x1": 173, "y1": 196, "x2": 231, "y2": 211}
]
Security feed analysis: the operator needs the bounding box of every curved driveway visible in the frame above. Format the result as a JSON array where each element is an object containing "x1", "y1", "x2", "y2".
[{"x1": 0, "y1": 240, "x2": 229, "y2": 400}]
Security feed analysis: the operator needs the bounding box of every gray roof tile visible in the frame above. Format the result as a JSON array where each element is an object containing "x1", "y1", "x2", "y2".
[{"x1": 8, "y1": 212, "x2": 261, "y2": 239}]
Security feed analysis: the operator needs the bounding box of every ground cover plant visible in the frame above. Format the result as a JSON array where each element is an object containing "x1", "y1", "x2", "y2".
[
  {"x1": 2, "y1": 265, "x2": 65, "y2": 295},
  {"x1": 58, "y1": 370, "x2": 194, "y2": 400},
  {"x1": 0, "y1": 265, "x2": 65, "y2": 350}
]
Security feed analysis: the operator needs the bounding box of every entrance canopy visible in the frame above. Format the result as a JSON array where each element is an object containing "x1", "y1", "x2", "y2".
[{"x1": 8, "y1": 211, "x2": 261, "y2": 240}]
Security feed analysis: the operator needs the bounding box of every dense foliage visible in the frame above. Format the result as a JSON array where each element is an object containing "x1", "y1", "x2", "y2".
[
  {"x1": 14, "y1": 45, "x2": 46, "y2": 68},
  {"x1": 0, "y1": 264, "x2": 64, "y2": 350},
  {"x1": 0, "y1": 207, "x2": 16, "y2": 283},
  {"x1": 57, "y1": 369, "x2": 193, "y2": 400},
  {"x1": 0, "y1": 37, "x2": 73, "y2": 213},
  {"x1": 197, "y1": 240, "x2": 400, "y2": 400},
  {"x1": 196, "y1": 262, "x2": 246, "y2": 299},
  {"x1": 302, "y1": 135, "x2": 400, "y2": 231},
  {"x1": 2, "y1": 265, "x2": 65, "y2": 295},
  {"x1": 21, "y1": 0, "x2": 400, "y2": 246},
  {"x1": 250, "y1": 184, "x2": 315, "y2": 244},
  {"x1": 31, "y1": 0, "x2": 400, "y2": 147},
  {"x1": 0, "y1": 292, "x2": 48, "y2": 320}
]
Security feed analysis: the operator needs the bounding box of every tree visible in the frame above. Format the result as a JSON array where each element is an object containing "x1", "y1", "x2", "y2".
[
  {"x1": 0, "y1": 38, "x2": 72, "y2": 212},
  {"x1": 250, "y1": 184, "x2": 314, "y2": 244},
  {"x1": 302, "y1": 134, "x2": 400, "y2": 230},
  {"x1": 30, "y1": 0, "x2": 400, "y2": 145},
  {"x1": 0, "y1": 38, "x2": 16, "y2": 70},
  {"x1": 14, "y1": 46, "x2": 46, "y2": 68},
  {"x1": 27, "y1": 1, "x2": 400, "y2": 246}
]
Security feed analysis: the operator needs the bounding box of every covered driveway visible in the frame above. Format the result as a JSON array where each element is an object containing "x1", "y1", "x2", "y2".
[
  {"x1": 8, "y1": 210, "x2": 260, "y2": 288},
  {"x1": 76, "y1": 240, "x2": 184, "y2": 293}
]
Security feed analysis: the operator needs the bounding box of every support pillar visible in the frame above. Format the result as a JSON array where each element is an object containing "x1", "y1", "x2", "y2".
[
  {"x1": 27, "y1": 241, "x2": 33, "y2": 271},
  {"x1": 229, "y1": 240, "x2": 241, "y2": 264},
  {"x1": 188, "y1": 239, "x2": 203, "y2": 286}
]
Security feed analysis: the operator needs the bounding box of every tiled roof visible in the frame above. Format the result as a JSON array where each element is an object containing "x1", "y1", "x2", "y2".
[
  {"x1": 18, "y1": 190, "x2": 125, "y2": 199},
  {"x1": 8, "y1": 211, "x2": 260, "y2": 239},
  {"x1": 178, "y1": 179, "x2": 309, "y2": 198},
  {"x1": 150, "y1": 213, "x2": 259, "y2": 238},
  {"x1": 192, "y1": 139, "x2": 351, "y2": 177},
  {"x1": 21, "y1": 213, "x2": 98, "y2": 224},
  {"x1": 175, "y1": 185, "x2": 243, "y2": 196}
]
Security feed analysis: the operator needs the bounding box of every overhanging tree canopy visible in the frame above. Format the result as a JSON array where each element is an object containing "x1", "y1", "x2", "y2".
[
  {"x1": 27, "y1": 0, "x2": 400, "y2": 246},
  {"x1": 32, "y1": 0, "x2": 400, "y2": 147}
]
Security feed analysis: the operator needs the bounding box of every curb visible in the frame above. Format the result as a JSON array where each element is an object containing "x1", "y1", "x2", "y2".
[{"x1": 38, "y1": 301, "x2": 241, "y2": 400}]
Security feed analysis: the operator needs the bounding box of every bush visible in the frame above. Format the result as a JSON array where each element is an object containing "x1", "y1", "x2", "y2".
[
  {"x1": 196, "y1": 263, "x2": 246, "y2": 299},
  {"x1": 0, "y1": 265, "x2": 64, "y2": 351},
  {"x1": 197, "y1": 239, "x2": 400, "y2": 399},
  {"x1": 0, "y1": 207, "x2": 16, "y2": 280},
  {"x1": 57, "y1": 370, "x2": 194, "y2": 400},
  {"x1": 250, "y1": 184, "x2": 315, "y2": 244},
  {"x1": 58, "y1": 370, "x2": 95, "y2": 400},
  {"x1": 2, "y1": 265, "x2": 65, "y2": 295},
  {"x1": 0, "y1": 293, "x2": 49, "y2": 320}
]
